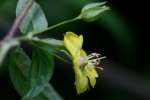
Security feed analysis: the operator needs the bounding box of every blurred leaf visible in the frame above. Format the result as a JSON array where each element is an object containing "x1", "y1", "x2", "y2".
[
  {"x1": 24, "y1": 48, "x2": 54, "y2": 99},
  {"x1": 9, "y1": 47, "x2": 31, "y2": 96},
  {"x1": 16, "y1": 0, "x2": 48, "y2": 34},
  {"x1": 33, "y1": 38, "x2": 64, "y2": 47},
  {"x1": 33, "y1": 84, "x2": 63, "y2": 100},
  {"x1": 32, "y1": 38, "x2": 64, "y2": 53},
  {"x1": 9, "y1": 47, "x2": 62, "y2": 100},
  {"x1": 39, "y1": 38, "x2": 64, "y2": 47},
  {"x1": 31, "y1": 38, "x2": 69, "y2": 63},
  {"x1": 0, "y1": 40, "x2": 19, "y2": 67}
]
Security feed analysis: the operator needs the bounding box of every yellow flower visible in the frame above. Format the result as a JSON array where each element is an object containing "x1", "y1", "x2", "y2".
[{"x1": 64, "y1": 32, "x2": 104, "y2": 94}]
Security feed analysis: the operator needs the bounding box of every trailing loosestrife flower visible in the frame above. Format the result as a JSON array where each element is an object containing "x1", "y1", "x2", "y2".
[{"x1": 64, "y1": 32, "x2": 105, "y2": 94}]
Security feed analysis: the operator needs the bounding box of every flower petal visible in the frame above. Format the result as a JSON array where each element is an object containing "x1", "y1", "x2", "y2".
[
  {"x1": 64, "y1": 32, "x2": 83, "y2": 58},
  {"x1": 84, "y1": 65, "x2": 98, "y2": 87},
  {"x1": 74, "y1": 66, "x2": 89, "y2": 94},
  {"x1": 80, "y1": 49, "x2": 87, "y2": 57}
]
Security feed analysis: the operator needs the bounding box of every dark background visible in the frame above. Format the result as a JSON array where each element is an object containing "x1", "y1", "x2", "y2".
[{"x1": 0, "y1": 0, "x2": 149, "y2": 100}]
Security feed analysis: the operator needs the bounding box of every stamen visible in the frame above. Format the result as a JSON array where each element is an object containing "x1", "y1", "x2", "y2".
[
  {"x1": 88, "y1": 53, "x2": 101, "y2": 60},
  {"x1": 87, "y1": 53, "x2": 103, "y2": 66},
  {"x1": 78, "y1": 52, "x2": 106, "y2": 70},
  {"x1": 96, "y1": 66, "x2": 104, "y2": 71},
  {"x1": 99, "y1": 56, "x2": 106, "y2": 60},
  {"x1": 89, "y1": 59, "x2": 100, "y2": 65},
  {"x1": 87, "y1": 53, "x2": 106, "y2": 71}
]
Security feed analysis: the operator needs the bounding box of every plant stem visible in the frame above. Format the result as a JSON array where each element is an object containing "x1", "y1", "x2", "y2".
[
  {"x1": 0, "y1": 0, "x2": 34, "y2": 67},
  {"x1": 32, "y1": 16, "x2": 81, "y2": 36},
  {"x1": 2, "y1": 0, "x2": 34, "y2": 41}
]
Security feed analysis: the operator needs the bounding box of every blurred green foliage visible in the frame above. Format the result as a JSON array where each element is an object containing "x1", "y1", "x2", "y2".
[{"x1": 0, "y1": 0, "x2": 149, "y2": 100}]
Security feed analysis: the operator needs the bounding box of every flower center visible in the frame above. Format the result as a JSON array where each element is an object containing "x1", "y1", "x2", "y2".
[
  {"x1": 78, "y1": 56, "x2": 88, "y2": 68},
  {"x1": 78, "y1": 53, "x2": 105, "y2": 70}
]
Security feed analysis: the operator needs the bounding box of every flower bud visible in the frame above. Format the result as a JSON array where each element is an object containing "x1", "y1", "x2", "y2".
[{"x1": 78, "y1": 2, "x2": 110, "y2": 22}]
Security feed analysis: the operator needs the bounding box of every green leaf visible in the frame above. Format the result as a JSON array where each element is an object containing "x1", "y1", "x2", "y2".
[
  {"x1": 9, "y1": 47, "x2": 62, "y2": 100},
  {"x1": 32, "y1": 84, "x2": 63, "y2": 100},
  {"x1": 16, "y1": 0, "x2": 48, "y2": 34},
  {"x1": 9, "y1": 47, "x2": 31, "y2": 96},
  {"x1": 25, "y1": 48, "x2": 54, "y2": 99},
  {"x1": 31, "y1": 38, "x2": 69, "y2": 63},
  {"x1": 32, "y1": 38, "x2": 64, "y2": 53},
  {"x1": 0, "y1": 39, "x2": 19, "y2": 67},
  {"x1": 38, "y1": 38, "x2": 64, "y2": 47}
]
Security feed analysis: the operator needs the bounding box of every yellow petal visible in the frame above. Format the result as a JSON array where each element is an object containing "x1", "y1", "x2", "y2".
[
  {"x1": 74, "y1": 66, "x2": 89, "y2": 94},
  {"x1": 84, "y1": 65, "x2": 98, "y2": 87},
  {"x1": 64, "y1": 32, "x2": 83, "y2": 58},
  {"x1": 80, "y1": 49, "x2": 87, "y2": 57}
]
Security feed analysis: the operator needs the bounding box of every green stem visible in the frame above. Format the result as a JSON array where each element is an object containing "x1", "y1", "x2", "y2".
[
  {"x1": 17, "y1": 16, "x2": 81, "y2": 42},
  {"x1": 32, "y1": 16, "x2": 81, "y2": 35},
  {"x1": 2, "y1": 0, "x2": 34, "y2": 41},
  {"x1": 1, "y1": 16, "x2": 80, "y2": 66}
]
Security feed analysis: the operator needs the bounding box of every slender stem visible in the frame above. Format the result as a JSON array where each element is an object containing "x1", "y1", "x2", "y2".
[
  {"x1": 32, "y1": 16, "x2": 81, "y2": 35},
  {"x1": 0, "y1": 0, "x2": 33, "y2": 66},
  {"x1": 53, "y1": 53, "x2": 70, "y2": 63},
  {"x1": 2, "y1": 0, "x2": 34, "y2": 41}
]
